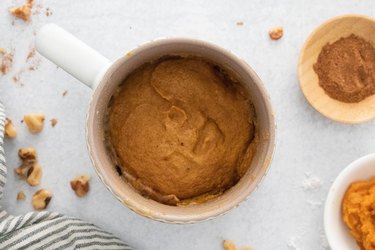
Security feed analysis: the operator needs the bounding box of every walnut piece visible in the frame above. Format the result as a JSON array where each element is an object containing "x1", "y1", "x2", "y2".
[
  {"x1": 5, "y1": 118, "x2": 17, "y2": 139},
  {"x1": 9, "y1": 0, "x2": 33, "y2": 21},
  {"x1": 24, "y1": 113, "x2": 45, "y2": 133},
  {"x1": 50, "y1": 118, "x2": 58, "y2": 127},
  {"x1": 223, "y1": 240, "x2": 237, "y2": 250},
  {"x1": 70, "y1": 175, "x2": 90, "y2": 197},
  {"x1": 26, "y1": 163, "x2": 42, "y2": 186},
  {"x1": 15, "y1": 147, "x2": 38, "y2": 181},
  {"x1": 18, "y1": 147, "x2": 37, "y2": 160},
  {"x1": 17, "y1": 191, "x2": 26, "y2": 200},
  {"x1": 269, "y1": 26, "x2": 283, "y2": 40},
  {"x1": 32, "y1": 189, "x2": 52, "y2": 210}
]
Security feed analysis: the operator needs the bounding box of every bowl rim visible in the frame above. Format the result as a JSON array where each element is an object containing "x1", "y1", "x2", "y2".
[
  {"x1": 298, "y1": 14, "x2": 375, "y2": 124},
  {"x1": 324, "y1": 153, "x2": 375, "y2": 249},
  {"x1": 85, "y1": 37, "x2": 277, "y2": 223}
]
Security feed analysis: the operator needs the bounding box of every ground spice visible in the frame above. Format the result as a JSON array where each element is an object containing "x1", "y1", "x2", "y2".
[{"x1": 314, "y1": 34, "x2": 375, "y2": 103}]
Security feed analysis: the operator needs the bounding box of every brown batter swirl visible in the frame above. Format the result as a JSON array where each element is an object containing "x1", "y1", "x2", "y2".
[{"x1": 108, "y1": 56, "x2": 257, "y2": 205}]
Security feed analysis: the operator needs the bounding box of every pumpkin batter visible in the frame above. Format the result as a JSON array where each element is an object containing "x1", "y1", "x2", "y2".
[
  {"x1": 108, "y1": 56, "x2": 257, "y2": 205},
  {"x1": 342, "y1": 176, "x2": 375, "y2": 250}
]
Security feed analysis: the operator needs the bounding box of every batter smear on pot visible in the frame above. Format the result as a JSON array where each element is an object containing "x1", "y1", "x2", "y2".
[{"x1": 107, "y1": 56, "x2": 257, "y2": 205}]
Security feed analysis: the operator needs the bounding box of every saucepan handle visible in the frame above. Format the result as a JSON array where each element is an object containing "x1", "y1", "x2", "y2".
[{"x1": 35, "y1": 23, "x2": 111, "y2": 89}]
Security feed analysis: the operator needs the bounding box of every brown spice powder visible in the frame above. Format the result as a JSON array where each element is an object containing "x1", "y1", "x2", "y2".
[{"x1": 314, "y1": 34, "x2": 375, "y2": 103}]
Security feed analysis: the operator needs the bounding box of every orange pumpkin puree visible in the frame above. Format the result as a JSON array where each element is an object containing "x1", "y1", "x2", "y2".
[{"x1": 342, "y1": 176, "x2": 375, "y2": 250}]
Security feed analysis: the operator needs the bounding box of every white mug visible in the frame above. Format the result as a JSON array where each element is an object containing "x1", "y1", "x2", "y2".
[{"x1": 36, "y1": 23, "x2": 276, "y2": 223}]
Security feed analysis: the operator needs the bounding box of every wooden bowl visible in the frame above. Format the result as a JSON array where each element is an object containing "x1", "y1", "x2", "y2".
[{"x1": 298, "y1": 14, "x2": 375, "y2": 124}]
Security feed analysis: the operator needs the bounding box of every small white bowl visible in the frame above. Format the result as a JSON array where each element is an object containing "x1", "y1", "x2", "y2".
[{"x1": 324, "y1": 153, "x2": 375, "y2": 250}]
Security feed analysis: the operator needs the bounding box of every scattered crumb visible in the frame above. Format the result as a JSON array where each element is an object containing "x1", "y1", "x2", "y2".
[
  {"x1": 45, "y1": 7, "x2": 52, "y2": 16},
  {"x1": 24, "y1": 113, "x2": 45, "y2": 133},
  {"x1": 50, "y1": 118, "x2": 58, "y2": 127},
  {"x1": 26, "y1": 48, "x2": 35, "y2": 61},
  {"x1": 70, "y1": 175, "x2": 90, "y2": 197},
  {"x1": 0, "y1": 48, "x2": 6, "y2": 55},
  {"x1": 269, "y1": 26, "x2": 283, "y2": 40},
  {"x1": 12, "y1": 70, "x2": 24, "y2": 86},
  {"x1": 62, "y1": 90, "x2": 68, "y2": 97},
  {"x1": 302, "y1": 175, "x2": 322, "y2": 191},
  {"x1": 20, "y1": 119, "x2": 24, "y2": 123},
  {"x1": 5, "y1": 118, "x2": 17, "y2": 139},
  {"x1": 32, "y1": 3, "x2": 42, "y2": 15},
  {"x1": 0, "y1": 51, "x2": 14, "y2": 75},
  {"x1": 17, "y1": 191, "x2": 26, "y2": 200},
  {"x1": 223, "y1": 240, "x2": 237, "y2": 250},
  {"x1": 27, "y1": 56, "x2": 41, "y2": 72},
  {"x1": 236, "y1": 21, "x2": 244, "y2": 26},
  {"x1": 9, "y1": 0, "x2": 33, "y2": 22}
]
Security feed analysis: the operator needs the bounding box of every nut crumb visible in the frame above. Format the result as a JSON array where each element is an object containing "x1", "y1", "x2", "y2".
[
  {"x1": 24, "y1": 113, "x2": 45, "y2": 133},
  {"x1": 0, "y1": 51, "x2": 14, "y2": 75},
  {"x1": 62, "y1": 90, "x2": 68, "y2": 97},
  {"x1": 17, "y1": 191, "x2": 26, "y2": 200},
  {"x1": 0, "y1": 48, "x2": 6, "y2": 55},
  {"x1": 269, "y1": 26, "x2": 283, "y2": 40},
  {"x1": 50, "y1": 118, "x2": 58, "y2": 127},
  {"x1": 32, "y1": 189, "x2": 52, "y2": 210},
  {"x1": 26, "y1": 48, "x2": 35, "y2": 61},
  {"x1": 5, "y1": 118, "x2": 17, "y2": 139},
  {"x1": 45, "y1": 7, "x2": 52, "y2": 16},
  {"x1": 9, "y1": 0, "x2": 33, "y2": 21},
  {"x1": 70, "y1": 175, "x2": 90, "y2": 197},
  {"x1": 224, "y1": 240, "x2": 237, "y2": 250},
  {"x1": 236, "y1": 21, "x2": 244, "y2": 26}
]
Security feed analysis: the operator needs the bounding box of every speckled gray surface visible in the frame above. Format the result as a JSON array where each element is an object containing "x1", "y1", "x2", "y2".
[{"x1": 1, "y1": 1, "x2": 375, "y2": 249}]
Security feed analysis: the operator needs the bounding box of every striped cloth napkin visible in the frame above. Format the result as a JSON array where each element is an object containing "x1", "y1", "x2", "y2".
[{"x1": 0, "y1": 103, "x2": 132, "y2": 249}]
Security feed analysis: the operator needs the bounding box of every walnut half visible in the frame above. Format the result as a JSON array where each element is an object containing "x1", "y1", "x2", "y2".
[
  {"x1": 32, "y1": 189, "x2": 52, "y2": 210},
  {"x1": 70, "y1": 175, "x2": 90, "y2": 197}
]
